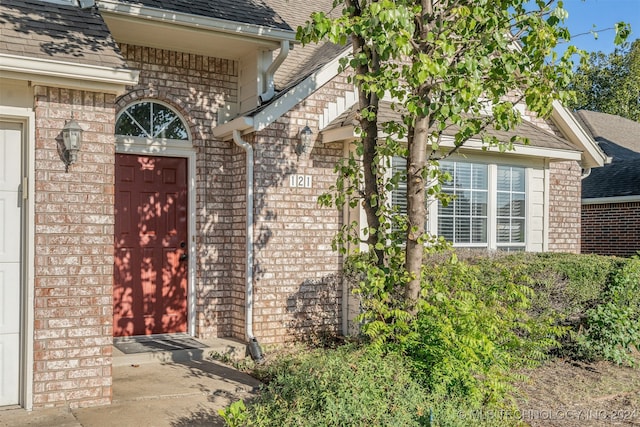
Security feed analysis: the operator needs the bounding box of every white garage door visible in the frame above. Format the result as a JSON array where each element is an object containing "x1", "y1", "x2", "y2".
[{"x1": 0, "y1": 122, "x2": 22, "y2": 406}]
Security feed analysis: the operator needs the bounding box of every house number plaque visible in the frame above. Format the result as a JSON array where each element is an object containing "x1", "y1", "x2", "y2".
[{"x1": 289, "y1": 174, "x2": 312, "y2": 188}]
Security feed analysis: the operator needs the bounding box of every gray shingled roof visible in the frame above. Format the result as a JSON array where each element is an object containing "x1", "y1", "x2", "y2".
[
  {"x1": 583, "y1": 159, "x2": 640, "y2": 198},
  {"x1": 324, "y1": 101, "x2": 577, "y2": 151},
  {"x1": 577, "y1": 110, "x2": 640, "y2": 199},
  {"x1": 0, "y1": 0, "x2": 128, "y2": 69},
  {"x1": 115, "y1": 0, "x2": 292, "y2": 31},
  {"x1": 263, "y1": 0, "x2": 348, "y2": 90},
  {"x1": 575, "y1": 110, "x2": 640, "y2": 156}
]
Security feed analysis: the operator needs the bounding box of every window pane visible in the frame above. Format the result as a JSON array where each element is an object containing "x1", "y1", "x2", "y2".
[
  {"x1": 472, "y1": 218, "x2": 487, "y2": 243},
  {"x1": 162, "y1": 117, "x2": 189, "y2": 140},
  {"x1": 456, "y1": 163, "x2": 471, "y2": 189},
  {"x1": 455, "y1": 191, "x2": 471, "y2": 216},
  {"x1": 439, "y1": 217, "x2": 453, "y2": 240},
  {"x1": 497, "y1": 166, "x2": 511, "y2": 191},
  {"x1": 115, "y1": 115, "x2": 145, "y2": 137},
  {"x1": 497, "y1": 193, "x2": 510, "y2": 216},
  {"x1": 512, "y1": 194, "x2": 525, "y2": 217},
  {"x1": 438, "y1": 190, "x2": 454, "y2": 216},
  {"x1": 437, "y1": 161, "x2": 488, "y2": 246},
  {"x1": 511, "y1": 168, "x2": 525, "y2": 192},
  {"x1": 512, "y1": 219, "x2": 525, "y2": 242},
  {"x1": 124, "y1": 102, "x2": 151, "y2": 136},
  {"x1": 455, "y1": 218, "x2": 471, "y2": 243},
  {"x1": 497, "y1": 218, "x2": 511, "y2": 243},
  {"x1": 472, "y1": 164, "x2": 488, "y2": 189},
  {"x1": 472, "y1": 192, "x2": 487, "y2": 216}
]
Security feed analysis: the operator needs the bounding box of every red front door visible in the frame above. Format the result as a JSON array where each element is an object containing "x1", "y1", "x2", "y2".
[{"x1": 114, "y1": 154, "x2": 188, "y2": 336}]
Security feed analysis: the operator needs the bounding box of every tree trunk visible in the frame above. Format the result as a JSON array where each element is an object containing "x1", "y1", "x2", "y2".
[
  {"x1": 404, "y1": 115, "x2": 429, "y2": 310},
  {"x1": 347, "y1": 0, "x2": 384, "y2": 265}
]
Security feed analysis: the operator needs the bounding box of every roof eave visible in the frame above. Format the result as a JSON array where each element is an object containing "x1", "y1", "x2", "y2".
[
  {"x1": 212, "y1": 49, "x2": 350, "y2": 138},
  {"x1": 212, "y1": 116, "x2": 254, "y2": 140},
  {"x1": 322, "y1": 125, "x2": 582, "y2": 161},
  {"x1": 551, "y1": 101, "x2": 608, "y2": 168},
  {"x1": 96, "y1": 0, "x2": 297, "y2": 44},
  {"x1": 582, "y1": 195, "x2": 640, "y2": 204}
]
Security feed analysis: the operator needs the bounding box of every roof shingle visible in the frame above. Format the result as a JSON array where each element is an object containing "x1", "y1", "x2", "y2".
[
  {"x1": 578, "y1": 110, "x2": 640, "y2": 199},
  {"x1": 324, "y1": 101, "x2": 576, "y2": 151},
  {"x1": 114, "y1": 0, "x2": 292, "y2": 31},
  {"x1": 0, "y1": 0, "x2": 128, "y2": 69}
]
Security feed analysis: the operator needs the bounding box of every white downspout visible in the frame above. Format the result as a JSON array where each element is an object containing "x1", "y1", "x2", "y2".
[
  {"x1": 259, "y1": 40, "x2": 290, "y2": 103},
  {"x1": 232, "y1": 130, "x2": 263, "y2": 361}
]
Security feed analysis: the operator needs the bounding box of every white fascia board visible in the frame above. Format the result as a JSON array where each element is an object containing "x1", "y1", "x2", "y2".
[
  {"x1": 0, "y1": 53, "x2": 139, "y2": 95},
  {"x1": 97, "y1": 0, "x2": 297, "y2": 44},
  {"x1": 211, "y1": 115, "x2": 254, "y2": 140},
  {"x1": 252, "y1": 51, "x2": 350, "y2": 131},
  {"x1": 322, "y1": 126, "x2": 357, "y2": 144},
  {"x1": 551, "y1": 101, "x2": 608, "y2": 168},
  {"x1": 321, "y1": 124, "x2": 581, "y2": 161},
  {"x1": 582, "y1": 195, "x2": 640, "y2": 205}
]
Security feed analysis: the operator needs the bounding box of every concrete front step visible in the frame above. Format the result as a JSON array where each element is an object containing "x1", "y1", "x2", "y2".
[{"x1": 112, "y1": 335, "x2": 248, "y2": 367}]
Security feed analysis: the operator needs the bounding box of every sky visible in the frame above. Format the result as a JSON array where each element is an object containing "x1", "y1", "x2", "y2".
[{"x1": 558, "y1": 0, "x2": 640, "y2": 54}]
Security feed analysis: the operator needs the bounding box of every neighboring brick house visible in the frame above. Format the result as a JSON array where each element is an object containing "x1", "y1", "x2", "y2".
[
  {"x1": 578, "y1": 110, "x2": 640, "y2": 256},
  {"x1": 0, "y1": 0, "x2": 606, "y2": 411}
]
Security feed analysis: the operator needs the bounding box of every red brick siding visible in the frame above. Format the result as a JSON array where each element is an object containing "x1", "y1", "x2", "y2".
[
  {"x1": 548, "y1": 161, "x2": 582, "y2": 253},
  {"x1": 32, "y1": 86, "x2": 115, "y2": 408},
  {"x1": 582, "y1": 202, "x2": 640, "y2": 256},
  {"x1": 116, "y1": 45, "x2": 241, "y2": 338}
]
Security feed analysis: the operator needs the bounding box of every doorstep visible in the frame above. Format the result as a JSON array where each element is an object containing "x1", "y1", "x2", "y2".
[{"x1": 112, "y1": 334, "x2": 248, "y2": 367}]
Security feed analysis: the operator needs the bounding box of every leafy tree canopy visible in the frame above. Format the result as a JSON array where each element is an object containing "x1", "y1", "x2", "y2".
[
  {"x1": 568, "y1": 38, "x2": 640, "y2": 121},
  {"x1": 298, "y1": 0, "x2": 630, "y2": 318}
]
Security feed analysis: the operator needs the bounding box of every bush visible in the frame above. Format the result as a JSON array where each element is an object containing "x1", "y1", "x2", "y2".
[
  {"x1": 436, "y1": 251, "x2": 640, "y2": 366},
  {"x1": 576, "y1": 257, "x2": 640, "y2": 365},
  {"x1": 238, "y1": 345, "x2": 431, "y2": 426},
  {"x1": 402, "y1": 254, "x2": 563, "y2": 406}
]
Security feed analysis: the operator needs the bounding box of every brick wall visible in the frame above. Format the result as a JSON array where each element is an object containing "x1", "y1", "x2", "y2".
[
  {"x1": 249, "y1": 79, "x2": 349, "y2": 344},
  {"x1": 33, "y1": 86, "x2": 115, "y2": 408},
  {"x1": 548, "y1": 160, "x2": 582, "y2": 253},
  {"x1": 116, "y1": 45, "x2": 241, "y2": 338},
  {"x1": 582, "y1": 202, "x2": 640, "y2": 256}
]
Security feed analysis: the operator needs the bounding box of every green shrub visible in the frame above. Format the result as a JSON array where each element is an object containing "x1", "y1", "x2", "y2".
[
  {"x1": 576, "y1": 257, "x2": 640, "y2": 365},
  {"x1": 437, "y1": 251, "x2": 640, "y2": 366},
  {"x1": 239, "y1": 345, "x2": 431, "y2": 426},
  {"x1": 402, "y1": 254, "x2": 563, "y2": 406}
]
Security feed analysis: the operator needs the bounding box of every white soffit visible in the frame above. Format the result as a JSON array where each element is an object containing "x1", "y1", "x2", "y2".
[{"x1": 97, "y1": 0, "x2": 296, "y2": 60}]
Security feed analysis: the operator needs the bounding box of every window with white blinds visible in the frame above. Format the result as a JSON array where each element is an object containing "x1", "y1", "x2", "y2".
[
  {"x1": 391, "y1": 157, "x2": 527, "y2": 249},
  {"x1": 496, "y1": 166, "x2": 526, "y2": 250},
  {"x1": 438, "y1": 162, "x2": 488, "y2": 246}
]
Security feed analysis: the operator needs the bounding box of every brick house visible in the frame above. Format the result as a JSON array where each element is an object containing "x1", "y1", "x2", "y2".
[
  {"x1": 0, "y1": 0, "x2": 606, "y2": 410},
  {"x1": 578, "y1": 110, "x2": 640, "y2": 256}
]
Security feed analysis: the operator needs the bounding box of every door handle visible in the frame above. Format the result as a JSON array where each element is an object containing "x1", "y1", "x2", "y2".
[{"x1": 179, "y1": 253, "x2": 188, "y2": 262}]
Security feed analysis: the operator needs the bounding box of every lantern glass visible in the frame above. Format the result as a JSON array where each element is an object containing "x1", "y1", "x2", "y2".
[{"x1": 62, "y1": 118, "x2": 83, "y2": 166}]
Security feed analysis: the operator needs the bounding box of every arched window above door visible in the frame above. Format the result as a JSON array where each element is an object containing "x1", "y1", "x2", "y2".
[{"x1": 116, "y1": 101, "x2": 189, "y2": 141}]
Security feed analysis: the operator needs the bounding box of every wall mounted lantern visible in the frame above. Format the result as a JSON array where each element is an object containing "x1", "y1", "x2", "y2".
[
  {"x1": 296, "y1": 125, "x2": 313, "y2": 156},
  {"x1": 62, "y1": 116, "x2": 83, "y2": 168}
]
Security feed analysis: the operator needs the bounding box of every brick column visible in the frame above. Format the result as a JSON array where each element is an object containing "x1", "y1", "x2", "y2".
[{"x1": 32, "y1": 86, "x2": 115, "y2": 408}]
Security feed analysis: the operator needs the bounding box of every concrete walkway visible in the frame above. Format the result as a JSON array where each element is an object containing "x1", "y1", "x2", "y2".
[{"x1": 0, "y1": 338, "x2": 260, "y2": 427}]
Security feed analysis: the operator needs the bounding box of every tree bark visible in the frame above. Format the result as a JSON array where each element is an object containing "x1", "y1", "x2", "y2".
[
  {"x1": 347, "y1": 0, "x2": 384, "y2": 265},
  {"x1": 404, "y1": 115, "x2": 429, "y2": 309}
]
